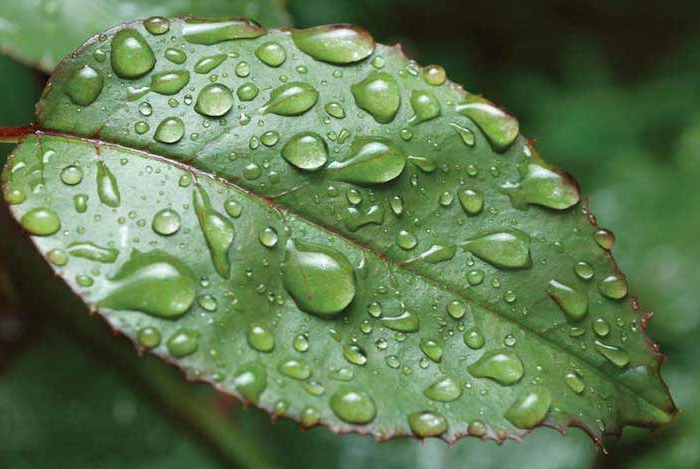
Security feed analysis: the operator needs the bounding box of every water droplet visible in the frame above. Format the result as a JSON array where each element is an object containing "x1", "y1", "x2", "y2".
[
  {"x1": 407, "y1": 244, "x2": 456, "y2": 264},
  {"x1": 21, "y1": 207, "x2": 60, "y2": 236},
  {"x1": 135, "y1": 121, "x2": 150, "y2": 134},
  {"x1": 247, "y1": 323, "x2": 275, "y2": 352},
  {"x1": 466, "y1": 269, "x2": 484, "y2": 285},
  {"x1": 138, "y1": 102, "x2": 153, "y2": 116},
  {"x1": 342, "y1": 344, "x2": 367, "y2": 366},
  {"x1": 278, "y1": 358, "x2": 310, "y2": 379},
  {"x1": 464, "y1": 328, "x2": 485, "y2": 349},
  {"x1": 424, "y1": 376, "x2": 462, "y2": 402},
  {"x1": 67, "y1": 242, "x2": 118, "y2": 263},
  {"x1": 182, "y1": 18, "x2": 266, "y2": 45},
  {"x1": 598, "y1": 274, "x2": 628, "y2": 299},
  {"x1": 66, "y1": 65, "x2": 103, "y2": 106},
  {"x1": 446, "y1": 300, "x2": 466, "y2": 319},
  {"x1": 192, "y1": 54, "x2": 226, "y2": 74},
  {"x1": 303, "y1": 380, "x2": 325, "y2": 396},
  {"x1": 330, "y1": 386, "x2": 376, "y2": 424},
  {"x1": 462, "y1": 229, "x2": 531, "y2": 269},
  {"x1": 501, "y1": 161, "x2": 579, "y2": 210},
  {"x1": 594, "y1": 229, "x2": 615, "y2": 250},
  {"x1": 423, "y1": 64, "x2": 446, "y2": 85},
  {"x1": 595, "y1": 340, "x2": 629, "y2": 368},
  {"x1": 60, "y1": 165, "x2": 83, "y2": 185},
  {"x1": 408, "y1": 411, "x2": 447, "y2": 437},
  {"x1": 194, "y1": 83, "x2": 233, "y2": 117},
  {"x1": 396, "y1": 230, "x2": 417, "y2": 250},
  {"x1": 458, "y1": 189, "x2": 483, "y2": 216},
  {"x1": 325, "y1": 102, "x2": 346, "y2": 119},
  {"x1": 468, "y1": 349, "x2": 524, "y2": 385},
  {"x1": 255, "y1": 41, "x2": 286, "y2": 67},
  {"x1": 47, "y1": 248, "x2": 68, "y2": 266},
  {"x1": 260, "y1": 82, "x2": 318, "y2": 116},
  {"x1": 152, "y1": 208, "x2": 181, "y2": 236},
  {"x1": 301, "y1": 406, "x2": 320, "y2": 427},
  {"x1": 409, "y1": 90, "x2": 440, "y2": 125},
  {"x1": 381, "y1": 310, "x2": 419, "y2": 332},
  {"x1": 503, "y1": 333, "x2": 517, "y2": 347},
  {"x1": 149, "y1": 70, "x2": 190, "y2": 95},
  {"x1": 281, "y1": 132, "x2": 328, "y2": 171},
  {"x1": 166, "y1": 329, "x2": 198, "y2": 357},
  {"x1": 154, "y1": 117, "x2": 185, "y2": 144},
  {"x1": 565, "y1": 371, "x2": 585, "y2": 394},
  {"x1": 293, "y1": 334, "x2": 309, "y2": 352},
  {"x1": 233, "y1": 361, "x2": 267, "y2": 403},
  {"x1": 367, "y1": 302, "x2": 382, "y2": 318},
  {"x1": 283, "y1": 239, "x2": 356, "y2": 317},
  {"x1": 327, "y1": 137, "x2": 406, "y2": 184},
  {"x1": 292, "y1": 25, "x2": 374, "y2": 64},
  {"x1": 193, "y1": 185, "x2": 235, "y2": 278},
  {"x1": 137, "y1": 326, "x2": 161, "y2": 348},
  {"x1": 547, "y1": 279, "x2": 588, "y2": 322},
  {"x1": 351, "y1": 72, "x2": 400, "y2": 123},
  {"x1": 110, "y1": 29, "x2": 156, "y2": 79},
  {"x1": 408, "y1": 155, "x2": 437, "y2": 173},
  {"x1": 439, "y1": 191, "x2": 454, "y2": 207},
  {"x1": 4, "y1": 188, "x2": 26, "y2": 205},
  {"x1": 451, "y1": 123, "x2": 475, "y2": 147},
  {"x1": 385, "y1": 355, "x2": 400, "y2": 368},
  {"x1": 94, "y1": 161, "x2": 121, "y2": 207},
  {"x1": 234, "y1": 61, "x2": 250, "y2": 77},
  {"x1": 73, "y1": 194, "x2": 88, "y2": 212},
  {"x1": 574, "y1": 261, "x2": 594, "y2": 280},
  {"x1": 198, "y1": 294, "x2": 217, "y2": 312},
  {"x1": 164, "y1": 47, "x2": 187, "y2": 64},
  {"x1": 259, "y1": 227, "x2": 279, "y2": 247},
  {"x1": 390, "y1": 196, "x2": 404, "y2": 215},
  {"x1": 223, "y1": 199, "x2": 242, "y2": 218},
  {"x1": 237, "y1": 82, "x2": 259, "y2": 101},
  {"x1": 593, "y1": 318, "x2": 610, "y2": 337},
  {"x1": 456, "y1": 95, "x2": 519, "y2": 152},
  {"x1": 144, "y1": 16, "x2": 169, "y2": 35},
  {"x1": 504, "y1": 386, "x2": 551, "y2": 429},
  {"x1": 260, "y1": 131, "x2": 279, "y2": 147}
]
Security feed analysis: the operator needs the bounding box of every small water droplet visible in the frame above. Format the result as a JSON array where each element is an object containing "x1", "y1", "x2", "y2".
[
  {"x1": 343, "y1": 344, "x2": 367, "y2": 366},
  {"x1": 137, "y1": 326, "x2": 162, "y2": 348},
  {"x1": 166, "y1": 329, "x2": 198, "y2": 357},
  {"x1": 463, "y1": 328, "x2": 485, "y2": 349},
  {"x1": 330, "y1": 386, "x2": 376, "y2": 424},
  {"x1": 598, "y1": 274, "x2": 628, "y2": 300},
  {"x1": 247, "y1": 323, "x2": 275, "y2": 352},
  {"x1": 408, "y1": 411, "x2": 447, "y2": 437},
  {"x1": 456, "y1": 95, "x2": 519, "y2": 152}
]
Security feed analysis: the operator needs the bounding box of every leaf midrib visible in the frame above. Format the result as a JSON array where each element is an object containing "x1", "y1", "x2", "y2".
[{"x1": 23, "y1": 128, "x2": 670, "y2": 421}]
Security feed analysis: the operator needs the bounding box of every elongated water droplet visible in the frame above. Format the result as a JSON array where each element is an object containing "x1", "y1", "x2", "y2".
[
  {"x1": 260, "y1": 82, "x2": 318, "y2": 116},
  {"x1": 547, "y1": 279, "x2": 588, "y2": 322},
  {"x1": 167, "y1": 329, "x2": 198, "y2": 357},
  {"x1": 194, "y1": 54, "x2": 227, "y2": 73},
  {"x1": 234, "y1": 361, "x2": 267, "y2": 403},
  {"x1": 593, "y1": 317, "x2": 610, "y2": 337},
  {"x1": 150, "y1": 70, "x2": 190, "y2": 95},
  {"x1": 462, "y1": 229, "x2": 531, "y2": 269},
  {"x1": 565, "y1": 371, "x2": 585, "y2": 394},
  {"x1": 182, "y1": 18, "x2": 265, "y2": 45},
  {"x1": 67, "y1": 242, "x2": 118, "y2": 263},
  {"x1": 598, "y1": 274, "x2": 628, "y2": 299},
  {"x1": 343, "y1": 344, "x2": 367, "y2": 366},
  {"x1": 420, "y1": 338, "x2": 443, "y2": 362},
  {"x1": 409, "y1": 89, "x2": 440, "y2": 125},
  {"x1": 464, "y1": 327, "x2": 485, "y2": 349},
  {"x1": 424, "y1": 376, "x2": 462, "y2": 402},
  {"x1": 66, "y1": 65, "x2": 103, "y2": 106},
  {"x1": 330, "y1": 386, "x2": 376, "y2": 424},
  {"x1": 21, "y1": 207, "x2": 60, "y2": 236},
  {"x1": 406, "y1": 244, "x2": 456, "y2": 264},
  {"x1": 292, "y1": 25, "x2": 374, "y2": 64},
  {"x1": 381, "y1": 310, "x2": 419, "y2": 332},
  {"x1": 468, "y1": 349, "x2": 524, "y2": 385},
  {"x1": 504, "y1": 386, "x2": 551, "y2": 429},
  {"x1": 456, "y1": 95, "x2": 519, "y2": 152},
  {"x1": 408, "y1": 411, "x2": 447, "y2": 437},
  {"x1": 154, "y1": 117, "x2": 185, "y2": 143},
  {"x1": 594, "y1": 229, "x2": 615, "y2": 250},
  {"x1": 144, "y1": 16, "x2": 169, "y2": 35},
  {"x1": 193, "y1": 185, "x2": 235, "y2": 278},
  {"x1": 247, "y1": 323, "x2": 275, "y2": 352},
  {"x1": 110, "y1": 29, "x2": 156, "y2": 79},
  {"x1": 327, "y1": 137, "x2": 406, "y2": 184},
  {"x1": 4, "y1": 188, "x2": 26, "y2": 205},
  {"x1": 74, "y1": 194, "x2": 88, "y2": 212},
  {"x1": 408, "y1": 155, "x2": 437, "y2": 173},
  {"x1": 282, "y1": 239, "x2": 356, "y2": 317},
  {"x1": 351, "y1": 72, "x2": 400, "y2": 123},
  {"x1": 281, "y1": 132, "x2": 328, "y2": 171},
  {"x1": 458, "y1": 188, "x2": 483, "y2": 216},
  {"x1": 595, "y1": 340, "x2": 629, "y2": 368},
  {"x1": 98, "y1": 250, "x2": 196, "y2": 318},
  {"x1": 501, "y1": 162, "x2": 579, "y2": 210},
  {"x1": 96, "y1": 161, "x2": 120, "y2": 207},
  {"x1": 278, "y1": 358, "x2": 310, "y2": 379},
  {"x1": 195, "y1": 83, "x2": 233, "y2": 117},
  {"x1": 255, "y1": 41, "x2": 287, "y2": 67},
  {"x1": 451, "y1": 123, "x2": 475, "y2": 147},
  {"x1": 164, "y1": 47, "x2": 186, "y2": 64}
]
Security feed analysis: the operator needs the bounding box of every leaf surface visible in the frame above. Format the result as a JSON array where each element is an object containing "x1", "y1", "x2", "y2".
[{"x1": 1, "y1": 17, "x2": 676, "y2": 443}]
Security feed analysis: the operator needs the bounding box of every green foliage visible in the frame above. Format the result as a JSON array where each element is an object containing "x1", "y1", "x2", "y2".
[{"x1": 1, "y1": 16, "x2": 675, "y2": 446}]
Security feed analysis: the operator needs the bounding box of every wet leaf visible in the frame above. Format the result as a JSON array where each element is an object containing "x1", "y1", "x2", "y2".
[{"x1": 0, "y1": 17, "x2": 675, "y2": 444}]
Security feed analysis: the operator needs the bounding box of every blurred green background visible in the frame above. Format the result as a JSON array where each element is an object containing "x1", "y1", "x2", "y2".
[{"x1": 1, "y1": 1, "x2": 699, "y2": 468}]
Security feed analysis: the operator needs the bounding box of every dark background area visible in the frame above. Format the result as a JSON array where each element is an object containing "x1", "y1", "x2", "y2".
[{"x1": 1, "y1": 1, "x2": 699, "y2": 468}]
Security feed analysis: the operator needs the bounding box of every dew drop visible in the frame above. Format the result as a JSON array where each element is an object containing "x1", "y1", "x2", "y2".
[
  {"x1": 343, "y1": 344, "x2": 367, "y2": 366},
  {"x1": 233, "y1": 361, "x2": 267, "y2": 403},
  {"x1": 150, "y1": 70, "x2": 190, "y2": 95},
  {"x1": 247, "y1": 323, "x2": 275, "y2": 352},
  {"x1": 547, "y1": 279, "x2": 588, "y2": 322},
  {"x1": 458, "y1": 189, "x2": 483, "y2": 216},
  {"x1": 110, "y1": 29, "x2": 156, "y2": 79},
  {"x1": 408, "y1": 411, "x2": 447, "y2": 437},
  {"x1": 330, "y1": 386, "x2": 376, "y2": 424},
  {"x1": 423, "y1": 64, "x2": 446, "y2": 85},
  {"x1": 154, "y1": 117, "x2": 185, "y2": 144},
  {"x1": 259, "y1": 227, "x2": 279, "y2": 247},
  {"x1": 462, "y1": 229, "x2": 531, "y2": 269},
  {"x1": 144, "y1": 16, "x2": 169, "y2": 35},
  {"x1": 456, "y1": 95, "x2": 519, "y2": 152},
  {"x1": 292, "y1": 25, "x2": 375, "y2": 64},
  {"x1": 194, "y1": 83, "x2": 233, "y2": 117},
  {"x1": 152, "y1": 208, "x2": 181, "y2": 236},
  {"x1": 598, "y1": 274, "x2": 628, "y2": 300},
  {"x1": 255, "y1": 41, "x2": 287, "y2": 67},
  {"x1": 137, "y1": 326, "x2": 162, "y2": 348},
  {"x1": 595, "y1": 340, "x2": 629, "y2": 368},
  {"x1": 504, "y1": 386, "x2": 551, "y2": 429},
  {"x1": 380, "y1": 310, "x2": 419, "y2": 332},
  {"x1": 278, "y1": 358, "x2": 311, "y2": 379},
  {"x1": 193, "y1": 185, "x2": 235, "y2": 278},
  {"x1": 182, "y1": 18, "x2": 266, "y2": 45},
  {"x1": 327, "y1": 137, "x2": 406, "y2": 184},
  {"x1": 167, "y1": 329, "x2": 198, "y2": 357},
  {"x1": 194, "y1": 54, "x2": 227, "y2": 73},
  {"x1": 21, "y1": 207, "x2": 60, "y2": 236},
  {"x1": 424, "y1": 376, "x2": 462, "y2": 402},
  {"x1": 351, "y1": 72, "x2": 400, "y2": 123},
  {"x1": 66, "y1": 65, "x2": 103, "y2": 106},
  {"x1": 260, "y1": 82, "x2": 318, "y2": 116},
  {"x1": 409, "y1": 89, "x2": 440, "y2": 125},
  {"x1": 468, "y1": 349, "x2": 524, "y2": 385},
  {"x1": 463, "y1": 327, "x2": 485, "y2": 349},
  {"x1": 281, "y1": 132, "x2": 328, "y2": 171}
]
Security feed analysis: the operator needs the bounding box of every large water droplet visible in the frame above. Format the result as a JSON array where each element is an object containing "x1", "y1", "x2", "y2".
[
  {"x1": 501, "y1": 161, "x2": 579, "y2": 210},
  {"x1": 292, "y1": 25, "x2": 375, "y2": 64},
  {"x1": 420, "y1": 338, "x2": 443, "y2": 362},
  {"x1": 598, "y1": 274, "x2": 628, "y2": 299},
  {"x1": 152, "y1": 208, "x2": 181, "y2": 236},
  {"x1": 380, "y1": 310, "x2": 419, "y2": 332},
  {"x1": 504, "y1": 386, "x2": 551, "y2": 429},
  {"x1": 60, "y1": 165, "x2": 83, "y2": 185},
  {"x1": 278, "y1": 358, "x2": 311, "y2": 379},
  {"x1": 406, "y1": 244, "x2": 456, "y2": 264},
  {"x1": 98, "y1": 250, "x2": 196, "y2": 318},
  {"x1": 424, "y1": 376, "x2": 462, "y2": 402},
  {"x1": 423, "y1": 65, "x2": 446, "y2": 86},
  {"x1": 96, "y1": 161, "x2": 120, "y2": 207},
  {"x1": 195, "y1": 83, "x2": 233, "y2": 117},
  {"x1": 281, "y1": 132, "x2": 328, "y2": 171},
  {"x1": 194, "y1": 54, "x2": 227, "y2": 73},
  {"x1": 21, "y1": 207, "x2": 60, "y2": 236},
  {"x1": 342, "y1": 344, "x2": 367, "y2": 366},
  {"x1": 193, "y1": 185, "x2": 235, "y2": 278},
  {"x1": 143, "y1": 16, "x2": 169, "y2": 35},
  {"x1": 66, "y1": 65, "x2": 103, "y2": 106},
  {"x1": 260, "y1": 82, "x2": 318, "y2": 116},
  {"x1": 164, "y1": 47, "x2": 187, "y2": 64},
  {"x1": 408, "y1": 411, "x2": 447, "y2": 437},
  {"x1": 547, "y1": 279, "x2": 588, "y2": 322},
  {"x1": 462, "y1": 230, "x2": 531, "y2": 269},
  {"x1": 396, "y1": 230, "x2": 417, "y2": 250},
  {"x1": 464, "y1": 327, "x2": 485, "y2": 349},
  {"x1": 233, "y1": 361, "x2": 267, "y2": 403},
  {"x1": 282, "y1": 239, "x2": 356, "y2": 317},
  {"x1": 458, "y1": 188, "x2": 483, "y2": 216},
  {"x1": 167, "y1": 328, "x2": 198, "y2": 357},
  {"x1": 595, "y1": 340, "x2": 629, "y2": 368},
  {"x1": 247, "y1": 323, "x2": 275, "y2": 352},
  {"x1": 351, "y1": 72, "x2": 400, "y2": 123},
  {"x1": 456, "y1": 95, "x2": 519, "y2": 152},
  {"x1": 154, "y1": 117, "x2": 185, "y2": 144},
  {"x1": 468, "y1": 349, "x2": 524, "y2": 385},
  {"x1": 150, "y1": 70, "x2": 190, "y2": 95},
  {"x1": 255, "y1": 41, "x2": 287, "y2": 67},
  {"x1": 327, "y1": 137, "x2": 406, "y2": 184},
  {"x1": 110, "y1": 29, "x2": 156, "y2": 79},
  {"x1": 330, "y1": 386, "x2": 376, "y2": 424},
  {"x1": 409, "y1": 89, "x2": 440, "y2": 125},
  {"x1": 67, "y1": 242, "x2": 119, "y2": 263},
  {"x1": 182, "y1": 18, "x2": 265, "y2": 45}
]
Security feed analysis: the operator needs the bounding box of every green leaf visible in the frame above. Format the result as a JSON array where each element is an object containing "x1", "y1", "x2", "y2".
[
  {"x1": 0, "y1": 0, "x2": 291, "y2": 72},
  {"x1": 1, "y1": 17, "x2": 675, "y2": 443}
]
